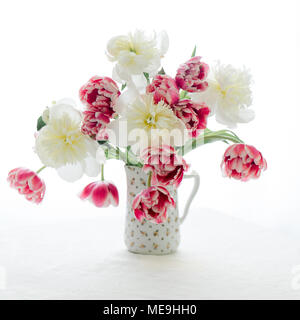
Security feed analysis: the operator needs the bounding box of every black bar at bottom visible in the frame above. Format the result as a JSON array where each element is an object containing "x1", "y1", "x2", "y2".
[{"x1": 0, "y1": 300, "x2": 299, "y2": 319}]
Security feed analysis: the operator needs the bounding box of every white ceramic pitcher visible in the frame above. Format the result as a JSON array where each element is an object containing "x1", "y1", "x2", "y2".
[{"x1": 124, "y1": 165, "x2": 200, "y2": 255}]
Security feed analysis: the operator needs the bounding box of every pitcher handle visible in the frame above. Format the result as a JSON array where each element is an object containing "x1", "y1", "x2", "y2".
[{"x1": 180, "y1": 170, "x2": 200, "y2": 224}]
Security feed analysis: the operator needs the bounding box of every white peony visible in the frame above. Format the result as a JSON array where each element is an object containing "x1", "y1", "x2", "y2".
[
  {"x1": 107, "y1": 91, "x2": 187, "y2": 154},
  {"x1": 35, "y1": 99, "x2": 100, "y2": 182},
  {"x1": 191, "y1": 62, "x2": 255, "y2": 128},
  {"x1": 107, "y1": 30, "x2": 168, "y2": 83}
]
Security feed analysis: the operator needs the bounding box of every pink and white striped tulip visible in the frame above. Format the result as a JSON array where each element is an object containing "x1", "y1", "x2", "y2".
[
  {"x1": 173, "y1": 99, "x2": 210, "y2": 138},
  {"x1": 79, "y1": 181, "x2": 119, "y2": 208},
  {"x1": 96, "y1": 127, "x2": 110, "y2": 141},
  {"x1": 141, "y1": 145, "x2": 189, "y2": 188},
  {"x1": 132, "y1": 186, "x2": 175, "y2": 224},
  {"x1": 176, "y1": 56, "x2": 209, "y2": 93},
  {"x1": 81, "y1": 105, "x2": 113, "y2": 137},
  {"x1": 7, "y1": 167, "x2": 46, "y2": 204},
  {"x1": 79, "y1": 76, "x2": 120, "y2": 138},
  {"x1": 146, "y1": 74, "x2": 180, "y2": 106},
  {"x1": 221, "y1": 144, "x2": 267, "y2": 181},
  {"x1": 79, "y1": 76, "x2": 120, "y2": 109}
]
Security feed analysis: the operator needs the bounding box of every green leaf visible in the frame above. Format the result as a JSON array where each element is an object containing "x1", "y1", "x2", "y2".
[
  {"x1": 191, "y1": 45, "x2": 197, "y2": 58},
  {"x1": 37, "y1": 116, "x2": 46, "y2": 131},
  {"x1": 143, "y1": 72, "x2": 150, "y2": 84},
  {"x1": 179, "y1": 90, "x2": 190, "y2": 100},
  {"x1": 177, "y1": 128, "x2": 244, "y2": 156},
  {"x1": 121, "y1": 83, "x2": 127, "y2": 91},
  {"x1": 158, "y1": 67, "x2": 166, "y2": 75}
]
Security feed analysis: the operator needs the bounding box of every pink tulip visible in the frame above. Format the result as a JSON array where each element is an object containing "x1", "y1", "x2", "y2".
[
  {"x1": 79, "y1": 181, "x2": 119, "y2": 208},
  {"x1": 96, "y1": 127, "x2": 109, "y2": 141},
  {"x1": 173, "y1": 99, "x2": 210, "y2": 138},
  {"x1": 146, "y1": 74, "x2": 179, "y2": 106},
  {"x1": 141, "y1": 145, "x2": 189, "y2": 188},
  {"x1": 79, "y1": 75, "x2": 120, "y2": 108},
  {"x1": 221, "y1": 144, "x2": 267, "y2": 181},
  {"x1": 79, "y1": 76, "x2": 120, "y2": 138},
  {"x1": 175, "y1": 56, "x2": 209, "y2": 93},
  {"x1": 81, "y1": 105, "x2": 112, "y2": 137},
  {"x1": 132, "y1": 186, "x2": 175, "y2": 224},
  {"x1": 7, "y1": 167, "x2": 46, "y2": 204}
]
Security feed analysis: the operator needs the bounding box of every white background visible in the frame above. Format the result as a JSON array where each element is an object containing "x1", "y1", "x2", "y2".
[{"x1": 0, "y1": 0, "x2": 299, "y2": 299}]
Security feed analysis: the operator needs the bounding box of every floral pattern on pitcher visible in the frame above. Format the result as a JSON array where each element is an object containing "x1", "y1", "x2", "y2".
[{"x1": 125, "y1": 166, "x2": 180, "y2": 255}]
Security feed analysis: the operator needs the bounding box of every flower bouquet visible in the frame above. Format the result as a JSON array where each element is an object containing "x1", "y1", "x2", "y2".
[{"x1": 8, "y1": 30, "x2": 267, "y2": 254}]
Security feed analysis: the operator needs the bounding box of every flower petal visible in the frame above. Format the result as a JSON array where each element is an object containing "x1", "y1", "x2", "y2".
[
  {"x1": 107, "y1": 183, "x2": 119, "y2": 206},
  {"x1": 91, "y1": 184, "x2": 108, "y2": 207},
  {"x1": 82, "y1": 157, "x2": 100, "y2": 177},
  {"x1": 57, "y1": 163, "x2": 84, "y2": 182}
]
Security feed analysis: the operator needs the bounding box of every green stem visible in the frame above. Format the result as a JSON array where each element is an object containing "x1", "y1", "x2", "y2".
[
  {"x1": 99, "y1": 141, "x2": 143, "y2": 167},
  {"x1": 191, "y1": 45, "x2": 197, "y2": 57},
  {"x1": 36, "y1": 165, "x2": 46, "y2": 174},
  {"x1": 178, "y1": 129, "x2": 244, "y2": 156},
  {"x1": 101, "y1": 142, "x2": 127, "y2": 161},
  {"x1": 101, "y1": 164, "x2": 104, "y2": 181},
  {"x1": 147, "y1": 172, "x2": 152, "y2": 187},
  {"x1": 126, "y1": 146, "x2": 143, "y2": 168}
]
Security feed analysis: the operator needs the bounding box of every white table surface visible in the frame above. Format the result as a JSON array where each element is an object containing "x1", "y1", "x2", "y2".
[{"x1": 0, "y1": 208, "x2": 299, "y2": 300}]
